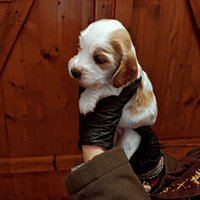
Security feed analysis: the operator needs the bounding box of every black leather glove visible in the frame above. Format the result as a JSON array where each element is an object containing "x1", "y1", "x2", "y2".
[
  {"x1": 78, "y1": 77, "x2": 142, "y2": 151},
  {"x1": 129, "y1": 126, "x2": 162, "y2": 175}
]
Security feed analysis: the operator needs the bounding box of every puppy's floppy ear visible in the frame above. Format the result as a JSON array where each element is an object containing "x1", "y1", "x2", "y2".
[{"x1": 112, "y1": 50, "x2": 138, "y2": 88}]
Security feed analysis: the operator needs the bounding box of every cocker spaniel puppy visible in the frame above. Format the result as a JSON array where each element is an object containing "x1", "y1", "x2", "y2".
[{"x1": 68, "y1": 19, "x2": 157, "y2": 159}]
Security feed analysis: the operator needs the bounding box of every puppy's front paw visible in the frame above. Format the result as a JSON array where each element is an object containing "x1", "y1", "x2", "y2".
[{"x1": 79, "y1": 95, "x2": 97, "y2": 115}]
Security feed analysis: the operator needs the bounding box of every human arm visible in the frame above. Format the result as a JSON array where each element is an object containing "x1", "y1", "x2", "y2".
[
  {"x1": 65, "y1": 78, "x2": 165, "y2": 198},
  {"x1": 65, "y1": 79, "x2": 152, "y2": 199},
  {"x1": 82, "y1": 145, "x2": 106, "y2": 162},
  {"x1": 66, "y1": 147, "x2": 151, "y2": 200}
]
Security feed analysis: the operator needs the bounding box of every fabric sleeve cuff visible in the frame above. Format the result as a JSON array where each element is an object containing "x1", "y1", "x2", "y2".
[{"x1": 65, "y1": 147, "x2": 128, "y2": 196}]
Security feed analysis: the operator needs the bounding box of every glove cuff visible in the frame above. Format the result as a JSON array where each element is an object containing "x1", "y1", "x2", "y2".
[{"x1": 129, "y1": 126, "x2": 161, "y2": 174}]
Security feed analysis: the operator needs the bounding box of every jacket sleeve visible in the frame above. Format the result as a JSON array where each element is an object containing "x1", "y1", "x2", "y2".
[{"x1": 65, "y1": 147, "x2": 151, "y2": 200}]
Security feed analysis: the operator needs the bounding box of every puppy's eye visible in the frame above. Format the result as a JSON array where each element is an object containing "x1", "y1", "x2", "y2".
[{"x1": 94, "y1": 55, "x2": 105, "y2": 64}]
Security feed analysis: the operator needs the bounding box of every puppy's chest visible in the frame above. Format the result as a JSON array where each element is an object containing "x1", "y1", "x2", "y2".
[{"x1": 79, "y1": 86, "x2": 145, "y2": 130}]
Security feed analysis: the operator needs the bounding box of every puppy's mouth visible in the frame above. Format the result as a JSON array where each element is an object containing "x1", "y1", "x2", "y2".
[
  {"x1": 70, "y1": 68, "x2": 111, "y2": 88},
  {"x1": 72, "y1": 75, "x2": 102, "y2": 88},
  {"x1": 75, "y1": 79, "x2": 100, "y2": 88},
  {"x1": 74, "y1": 79, "x2": 87, "y2": 88}
]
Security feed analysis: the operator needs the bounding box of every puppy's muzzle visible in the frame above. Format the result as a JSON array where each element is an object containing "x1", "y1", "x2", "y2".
[{"x1": 71, "y1": 69, "x2": 81, "y2": 79}]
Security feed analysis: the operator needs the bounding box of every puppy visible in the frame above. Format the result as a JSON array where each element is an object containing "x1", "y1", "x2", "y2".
[{"x1": 68, "y1": 19, "x2": 157, "y2": 159}]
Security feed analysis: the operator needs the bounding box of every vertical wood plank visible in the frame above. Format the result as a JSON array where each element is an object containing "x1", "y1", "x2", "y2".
[
  {"x1": 130, "y1": 0, "x2": 161, "y2": 66},
  {"x1": 38, "y1": 0, "x2": 63, "y2": 156},
  {"x1": 10, "y1": 171, "x2": 70, "y2": 200},
  {"x1": 2, "y1": 0, "x2": 46, "y2": 158},
  {"x1": 152, "y1": 0, "x2": 200, "y2": 139},
  {"x1": 60, "y1": 0, "x2": 83, "y2": 155},
  {"x1": 95, "y1": 0, "x2": 113, "y2": 20},
  {"x1": 18, "y1": 0, "x2": 45, "y2": 156},
  {"x1": 114, "y1": 0, "x2": 134, "y2": 33},
  {"x1": 81, "y1": 0, "x2": 95, "y2": 30},
  {"x1": 129, "y1": 0, "x2": 200, "y2": 139},
  {"x1": 38, "y1": 1, "x2": 77, "y2": 198},
  {"x1": 0, "y1": 3, "x2": 10, "y2": 158},
  {"x1": 2, "y1": 35, "x2": 29, "y2": 158},
  {"x1": 13, "y1": 173, "x2": 48, "y2": 199},
  {"x1": 0, "y1": 174, "x2": 15, "y2": 199},
  {"x1": 46, "y1": 171, "x2": 68, "y2": 199},
  {"x1": 37, "y1": 0, "x2": 81, "y2": 156},
  {"x1": 0, "y1": 83, "x2": 9, "y2": 158}
]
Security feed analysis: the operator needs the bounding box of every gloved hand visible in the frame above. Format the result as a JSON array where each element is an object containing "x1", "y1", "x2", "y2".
[
  {"x1": 129, "y1": 126, "x2": 162, "y2": 175},
  {"x1": 78, "y1": 77, "x2": 142, "y2": 151}
]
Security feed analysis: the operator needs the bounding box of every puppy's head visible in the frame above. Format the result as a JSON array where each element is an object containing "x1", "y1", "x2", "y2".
[{"x1": 68, "y1": 19, "x2": 138, "y2": 88}]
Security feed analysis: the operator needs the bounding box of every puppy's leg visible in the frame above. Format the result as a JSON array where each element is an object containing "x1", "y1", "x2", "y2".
[
  {"x1": 114, "y1": 127, "x2": 141, "y2": 159},
  {"x1": 79, "y1": 85, "x2": 122, "y2": 115},
  {"x1": 79, "y1": 88, "x2": 100, "y2": 115}
]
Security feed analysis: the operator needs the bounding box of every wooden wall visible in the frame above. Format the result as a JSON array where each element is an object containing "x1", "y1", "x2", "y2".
[
  {"x1": 115, "y1": 0, "x2": 200, "y2": 140},
  {"x1": 0, "y1": 0, "x2": 199, "y2": 199}
]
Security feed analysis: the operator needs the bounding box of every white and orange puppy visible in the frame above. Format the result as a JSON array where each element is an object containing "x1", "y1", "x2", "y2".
[{"x1": 68, "y1": 19, "x2": 157, "y2": 159}]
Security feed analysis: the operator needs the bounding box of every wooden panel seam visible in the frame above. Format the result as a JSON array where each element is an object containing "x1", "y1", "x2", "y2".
[
  {"x1": 0, "y1": 154, "x2": 83, "y2": 174},
  {"x1": 160, "y1": 138, "x2": 200, "y2": 148},
  {"x1": 188, "y1": 0, "x2": 200, "y2": 40},
  {"x1": 1, "y1": 137, "x2": 200, "y2": 174},
  {"x1": 112, "y1": 0, "x2": 116, "y2": 19}
]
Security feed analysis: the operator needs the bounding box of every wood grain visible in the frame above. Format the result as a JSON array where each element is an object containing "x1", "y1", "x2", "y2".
[
  {"x1": 115, "y1": 0, "x2": 134, "y2": 33},
  {"x1": 61, "y1": 0, "x2": 87, "y2": 155},
  {"x1": 11, "y1": 171, "x2": 70, "y2": 199},
  {"x1": 0, "y1": 0, "x2": 35, "y2": 75},
  {"x1": 160, "y1": 138, "x2": 200, "y2": 159},
  {"x1": 1, "y1": 0, "x2": 47, "y2": 157},
  {"x1": 81, "y1": 0, "x2": 95, "y2": 30},
  {"x1": 0, "y1": 3, "x2": 9, "y2": 24},
  {"x1": 38, "y1": 0, "x2": 65, "y2": 157},
  {"x1": 0, "y1": 3, "x2": 10, "y2": 158},
  {"x1": 1, "y1": 0, "x2": 93, "y2": 199},
  {"x1": 151, "y1": 0, "x2": 200, "y2": 139},
  {"x1": 0, "y1": 174, "x2": 15, "y2": 200},
  {"x1": 0, "y1": 140, "x2": 199, "y2": 173},
  {"x1": 95, "y1": 0, "x2": 113, "y2": 20},
  {"x1": 0, "y1": 82, "x2": 9, "y2": 158},
  {"x1": 0, "y1": 154, "x2": 83, "y2": 174},
  {"x1": 1, "y1": 138, "x2": 200, "y2": 174},
  {"x1": 115, "y1": 0, "x2": 200, "y2": 140}
]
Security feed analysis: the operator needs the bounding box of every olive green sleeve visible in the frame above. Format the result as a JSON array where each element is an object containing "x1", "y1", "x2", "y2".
[{"x1": 65, "y1": 147, "x2": 151, "y2": 200}]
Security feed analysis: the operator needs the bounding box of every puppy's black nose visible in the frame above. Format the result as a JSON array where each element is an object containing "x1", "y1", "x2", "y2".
[{"x1": 71, "y1": 69, "x2": 81, "y2": 78}]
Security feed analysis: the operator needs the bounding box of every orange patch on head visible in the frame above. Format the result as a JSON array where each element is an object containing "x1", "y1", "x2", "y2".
[
  {"x1": 109, "y1": 29, "x2": 138, "y2": 88},
  {"x1": 93, "y1": 47, "x2": 110, "y2": 55}
]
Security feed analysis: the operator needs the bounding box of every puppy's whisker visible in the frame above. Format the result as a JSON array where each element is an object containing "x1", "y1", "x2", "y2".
[{"x1": 65, "y1": 56, "x2": 70, "y2": 62}]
